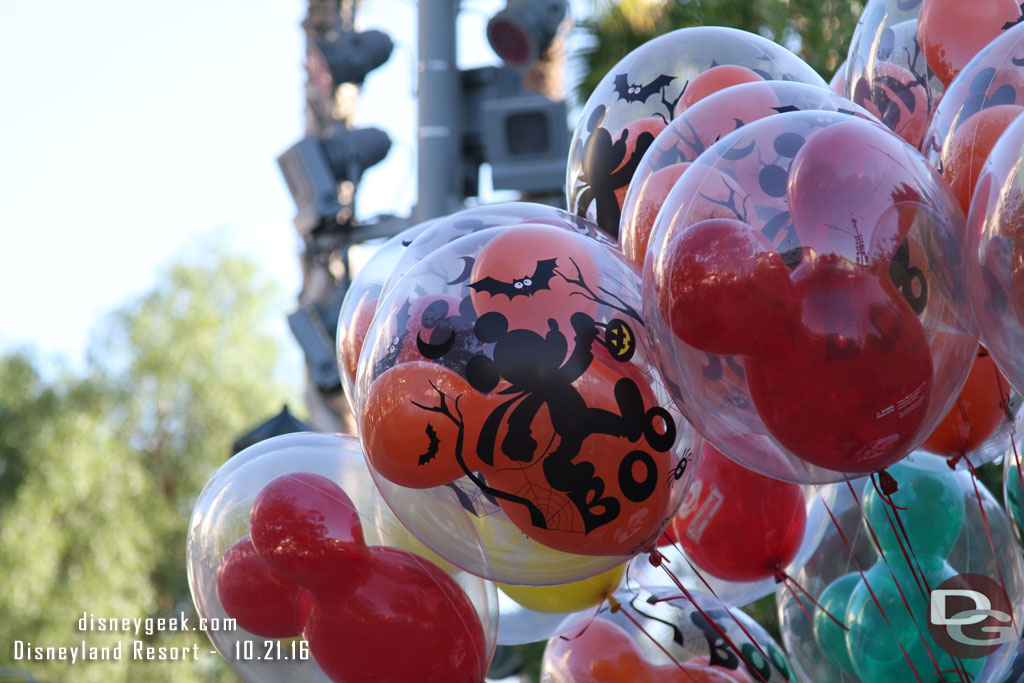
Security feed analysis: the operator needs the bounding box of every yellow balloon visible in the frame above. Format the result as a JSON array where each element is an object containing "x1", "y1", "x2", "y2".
[{"x1": 498, "y1": 564, "x2": 626, "y2": 614}]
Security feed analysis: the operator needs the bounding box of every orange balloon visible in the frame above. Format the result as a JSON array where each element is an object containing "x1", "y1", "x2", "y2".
[
  {"x1": 621, "y1": 162, "x2": 690, "y2": 268},
  {"x1": 543, "y1": 618, "x2": 747, "y2": 683},
  {"x1": 360, "y1": 361, "x2": 495, "y2": 488},
  {"x1": 921, "y1": 346, "x2": 1009, "y2": 457},
  {"x1": 469, "y1": 224, "x2": 599, "y2": 337},
  {"x1": 675, "y1": 65, "x2": 766, "y2": 118},
  {"x1": 943, "y1": 104, "x2": 1023, "y2": 213},
  {"x1": 485, "y1": 352, "x2": 678, "y2": 557},
  {"x1": 611, "y1": 118, "x2": 667, "y2": 209},
  {"x1": 850, "y1": 61, "x2": 929, "y2": 148},
  {"x1": 338, "y1": 291, "x2": 377, "y2": 383},
  {"x1": 919, "y1": 0, "x2": 1022, "y2": 86}
]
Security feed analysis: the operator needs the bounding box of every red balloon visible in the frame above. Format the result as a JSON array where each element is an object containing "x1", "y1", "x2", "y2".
[
  {"x1": 746, "y1": 256, "x2": 934, "y2": 474},
  {"x1": 658, "y1": 218, "x2": 799, "y2": 357},
  {"x1": 249, "y1": 472, "x2": 365, "y2": 587},
  {"x1": 305, "y1": 545, "x2": 488, "y2": 683},
  {"x1": 788, "y1": 119, "x2": 920, "y2": 263},
  {"x1": 216, "y1": 536, "x2": 310, "y2": 638},
  {"x1": 248, "y1": 473, "x2": 489, "y2": 683},
  {"x1": 670, "y1": 443, "x2": 806, "y2": 582},
  {"x1": 919, "y1": 0, "x2": 1022, "y2": 86},
  {"x1": 921, "y1": 346, "x2": 1009, "y2": 457}
]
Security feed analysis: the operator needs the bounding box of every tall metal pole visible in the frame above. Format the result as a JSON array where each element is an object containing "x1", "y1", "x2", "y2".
[{"x1": 415, "y1": 0, "x2": 461, "y2": 223}]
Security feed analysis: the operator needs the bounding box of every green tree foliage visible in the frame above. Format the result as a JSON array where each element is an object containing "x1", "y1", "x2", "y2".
[
  {"x1": 576, "y1": 0, "x2": 863, "y2": 101},
  {"x1": 0, "y1": 247, "x2": 297, "y2": 681}
]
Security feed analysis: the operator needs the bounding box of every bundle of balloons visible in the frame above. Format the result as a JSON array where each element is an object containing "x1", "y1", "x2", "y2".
[{"x1": 184, "y1": 1, "x2": 1024, "y2": 679}]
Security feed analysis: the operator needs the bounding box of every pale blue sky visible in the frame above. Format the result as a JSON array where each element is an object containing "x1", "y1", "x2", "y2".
[{"x1": 0, "y1": 0, "x2": 516, "y2": 372}]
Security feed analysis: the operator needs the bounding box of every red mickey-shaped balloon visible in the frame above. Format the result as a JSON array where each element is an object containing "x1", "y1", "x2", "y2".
[
  {"x1": 670, "y1": 442, "x2": 806, "y2": 583},
  {"x1": 216, "y1": 536, "x2": 311, "y2": 638},
  {"x1": 658, "y1": 217, "x2": 800, "y2": 358},
  {"x1": 746, "y1": 255, "x2": 934, "y2": 474},
  {"x1": 304, "y1": 545, "x2": 488, "y2": 683},
  {"x1": 249, "y1": 472, "x2": 365, "y2": 587}
]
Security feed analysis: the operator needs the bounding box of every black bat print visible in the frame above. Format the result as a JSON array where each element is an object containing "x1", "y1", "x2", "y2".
[
  {"x1": 614, "y1": 73, "x2": 675, "y2": 104},
  {"x1": 469, "y1": 258, "x2": 558, "y2": 300},
  {"x1": 417, "y1": 423, "x2": 441, "y2": 465}
]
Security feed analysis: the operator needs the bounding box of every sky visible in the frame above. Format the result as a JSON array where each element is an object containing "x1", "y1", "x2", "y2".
[{"x1": 0, "y1": 0, "x2": 522, "y2": 374}]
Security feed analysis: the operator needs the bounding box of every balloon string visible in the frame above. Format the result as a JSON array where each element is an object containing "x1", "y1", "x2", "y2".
[
  {"x1": 850, "y1": 480, "x2": 961, "y2": 683},
  {"x1": 868, "y1": 475, "x2": 931, "y2": 604},
  {"x1": 821, "y1": 496, "x2": 925, "y2": 683},
  {"x1": 606, "y1": 594, "x2": 699, "y2": 680},
  {"x1": 964, "y1": 457, "x2": 1020, "y2": 640},
  {"x1": 773, "y1": 566, "x2": 847, "y2": 631},
  {"x1": 558, "y1": 595, "x2": 608, "y2": 641},
  {"x1": 651, "y1": 551, "x2": 769, "y2": 683}
]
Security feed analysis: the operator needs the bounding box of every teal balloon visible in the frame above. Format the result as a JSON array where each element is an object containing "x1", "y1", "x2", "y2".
[
  {"x1": 813, "y1": 572, "x2": 859, "y2": 674},
  {"x1": 845, "y1": 556, "x2": 983, "y2": 683},
  {"x1": 1007, "y1": 463, "x2": 1024, "y2": 534},
  {"x1": 861, "y1": 462, "x2": 964, "y2": 558}
]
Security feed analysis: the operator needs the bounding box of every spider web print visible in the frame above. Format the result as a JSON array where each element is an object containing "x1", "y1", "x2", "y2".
[{"x1": 508, "y1": 474, "x2": 581, "y2": 534}]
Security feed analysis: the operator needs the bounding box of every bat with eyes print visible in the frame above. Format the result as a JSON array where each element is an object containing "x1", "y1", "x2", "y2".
[
  {"x1": 614, "y1": 73, "x2": 676, "y2": 104},
  {"x1": 469, "y1": 258, "x2": 559, "y2": 300}
]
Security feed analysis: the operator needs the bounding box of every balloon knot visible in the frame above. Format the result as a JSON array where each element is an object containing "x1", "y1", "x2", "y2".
[
  {"x1": 773, "y1": 567, "x2": 786, "y2": 584},
  {"x1": 947, "y1": 452, "x2": 963, "y2": 470},
  {"x1": 878, "y1": 469, "x2": 898, "y2": 496},
  {"x1": 648, "y1": 550, "x2": 664, "y2": 567},
  {"x1": 608, "y1": 595, "x2": 621, "y2": 613}
]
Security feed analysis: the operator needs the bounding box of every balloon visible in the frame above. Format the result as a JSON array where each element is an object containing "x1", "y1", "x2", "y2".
[
  {"x1": 543, "y1": 587, "x2": 794, "y2": 683},
  {"x1": 620, "y1": 81, "x2": 879, "y2": 267},
  {"x1": 216, "y1": 536, "x2": 310, "y2": 639},
  {"x1": 498, "y1": 563, "x2": 625, "y2": 615},
  {"x1": 336, "y1": 220, "x2": 436, "y2": 414},
  {"x1": 860, "y1": 460, "x2": 965, "y2": 557},
  {"x1": 777, "y1": 454, "x2": 1024, "y2": 683},
  {"x1": 920, "y1": 345, "x2": 1017, "y2": 466},
  {"x1": 674, "y1": 64, "x2": 765, "y2": 116},
  {"x1": 812, "y1": 572, "x2": 859, "y2": 675},
  {"x1": 381, "y1": 202, "x2": 612, "y2": 298},
  {"x1": 669, "y1": 442, "x2": 806, "y2": 583},
  {"x1": 918, "y1": 0, "x2": 1021, "y2": 86},
  {"x1": 356, "y1": 221, "x2": 698, "y2": 584},
  {"x1": 187, "y1": 432, "x2": 498, "y2": 682},
  {"x1": 844, "y1": 5, "x2": 944, "y2": 147},
  {"x1": 843, "y1": 555, "x2": 968, "y2": 682},
  {"x1": 1004, "y1": 450, "x2": 1024, "y2": 545},
  {"x1": 922, "y1": 22, "x2": 1024, "y2": 205},
  {"x1": 567, "y1": 26, "x2": 827, "y2": 236},
  {"x1": 967, "y1": 103, "x2": 1024, "y2": 397},
  {"x1": 644, "y1": 110, "x2": 975, "y2": 483}
]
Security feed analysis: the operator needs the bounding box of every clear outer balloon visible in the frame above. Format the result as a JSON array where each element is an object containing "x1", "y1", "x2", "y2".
[
  {"x1": 620, "y1": 81, "x2": 881, "y2": 268},
  {"x1": 355, "y1": 223, "x2": 700, "y2": 585},
  {"x1": 336, "y1": 220, "x2": 435, "y2": 415},
  {"x1": 831, "y1": 59, "x2": 849, "y2": 95},
  {"x1": 844, "y1": 0, "x2": 945, "y2": 148},
  {"x1": 566, "y1": 26, "x2": 827, "y2": 238},
  {"x1": 379, "y1": 202, "x2": 613, "y2": 298},
  {"x1": 629, "y1": 445, "x2": 837, "y2": 607},
  {"x1": 966, "y1": 82, "x2": 1024, "y2": 400},
  {"x1": 777, "y1": 453, "x2": 1024, "y2": 683},
  {"x1": 920, "y1": 345, "x2": 1022, "y2": 467},
  {"x1": 186, "y1": 432, "x2": 498, "y2": 682},
  {"x1": 643, "y1": 110, "x2": 977, "y2": 483},
  {"x1": 543, "y1": 587, "x2": 794, "y2": 683},
  {"x1": 922, "y1": 23, "x2": 1024, "y2": 213}
]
